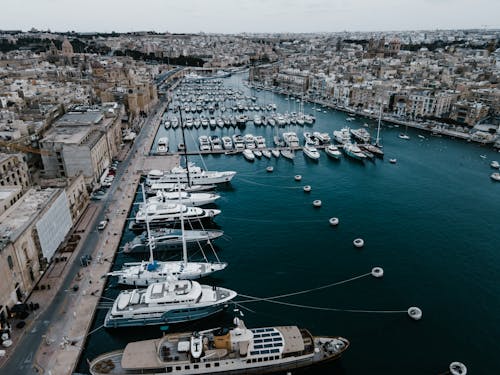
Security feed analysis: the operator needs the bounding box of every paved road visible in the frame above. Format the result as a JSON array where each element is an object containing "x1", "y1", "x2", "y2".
[{"x1": 1, "y1": 100, "x2": 166, "y2": 375}]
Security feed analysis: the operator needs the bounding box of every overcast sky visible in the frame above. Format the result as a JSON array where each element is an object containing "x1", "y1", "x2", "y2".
[{"x1": 1, "y1": 0, "x2": 499, "y2": 33}]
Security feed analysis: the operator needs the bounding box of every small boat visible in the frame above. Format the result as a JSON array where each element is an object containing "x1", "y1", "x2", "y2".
[
  {"x1": 389, "y1": 158, "x2": 397, "y2": 164},
  {"x1": 271, "y1": 149, "x2": 280, "y2": 158},
  {"x1": 281, "y1": 149, "x2": 295, "y2": 160},
  {"x1": 262, "y1": 149, "x2": 272, "y2": 159},
  {"x1": 491, "y1": 172, "x2": 500, "y2": 181},
  {"x1": 221, "y1": 136, "x2": 233, "y2": 150},
  {"x1": 418, "y1": 135, "x2": 426, "y2": 139},
  {"x1": 253, "y1": 150, "x2": 262, "y2": 158},
  {"x1": 157, "y1": 137, "x2": 169, "y2": 155},
  {"x1": 399, "y1": 133, "x2": 410, "y2": 140},
  {"x1": 243, "y1": 149, "x2": 255, "y2": 161},
  {"x1": 491, "y1": 161, "x2": 500, "y2": 169}
]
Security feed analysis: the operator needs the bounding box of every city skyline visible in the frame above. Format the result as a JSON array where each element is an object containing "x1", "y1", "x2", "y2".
[{"x1": 1, "y1": 0, "x2": 500, "y2": 34}]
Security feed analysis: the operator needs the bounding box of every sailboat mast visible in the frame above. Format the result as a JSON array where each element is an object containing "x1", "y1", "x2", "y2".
[
  {"x1": 178, "y1": 106, "x2": 190, "y2": 186},
  {"x1": 375, "y1": 103, "x2": 382, "y2": 146},
  {"x1": 141, "y1": 183, "x2": 154, "y2": 264},
  {"x1": 178, "y1": 180, "x2": 188, "y2": 266}
]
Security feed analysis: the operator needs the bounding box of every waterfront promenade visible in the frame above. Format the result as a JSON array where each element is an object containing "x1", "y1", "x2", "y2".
[{"x1": 0, "y1": 98, "x2": 177, "y2": 375}]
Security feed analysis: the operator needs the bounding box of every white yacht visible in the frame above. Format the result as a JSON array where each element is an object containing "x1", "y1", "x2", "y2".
[
  {"x1": 103, "y1": 277, "x2": 237, "y2": 328},
  {"x1": 198, "y1": 136, "x2": 211, "y2": 152},
  {"x1": 325, "y1": 144, "x2": 342, "y2": 159},
  {"x1": 232, "y1": 135, "x2": 245, "y2": 150},
  {"x1": 271, "y1": 149, "x2": 280, "y2": 158},
  {"x1": 303, "y1": 132, "x2": 318, "y2": 145},
  {"x1": 399, "y1": 133, "x2": 411, "y2": 140},
  {"x1": 132, "y1": 203, "x2": 220, "y2": 229},
  {"x1": 280, "y1": 149, "x2": 295, "y2": 160},
  {"x1": 242, "y1": 149, "x2": 255, "y2": 162},
  {"x1": 283, "y1": 132, "x2": 300, "y2": 147},
  {"x1": 490, "y1": 160, "x2": 499, "y2": 169},
  {"x1": 261, "y1": 149, "x2": 271, "y2": 159},
  {"x1": 254, "y1": 135, "x2": 266, "y2": 149},
  {"x1": 252, "y1": 149, "x2": 262, "y2": 158},
  {"x1": 221, "y1": 136, "x2": 233, "y2": 150},
  {"x1": 209, "y1": 136, "x2": 223, "y2": 151},
  {"x1": 303, "y1": 143, "x2": 320, "y2": 160},
  {"x1": 146, "y1": 163, "x2": 236, "y2": 185},
  {"x1": 148, "y1": 190, "x2": 220, "y2": 207},
  {"x1": 243, "y1": 134, "x2": 256, "y2": 149},
  {"x1": 90, "y1": 318, "x2": 349, "y2": 374},
  {"x1": 333, "y1": 127, "x2": 351, "y2": 144},
  {"x1": 253, "y1": 115, "x2": 262, "y2": 125},
  {"x1": 343, "y1": 143, "x2": 367, "y2": 161},
  {"x1": 146, "y1": 183, "x2": 215, "y2": 195},
  {"x1": 350, "y1": 128, "x2": 371, "y2": 143},
  {"x1": 313, "y1": 131, "x2": 331, "y2": 144},
  {"x1": 123, "y1": 228, "x2": 224, "y2": 254},
  {"x1": 157, "y1": 137, "x2": 169, "y2": 154}
]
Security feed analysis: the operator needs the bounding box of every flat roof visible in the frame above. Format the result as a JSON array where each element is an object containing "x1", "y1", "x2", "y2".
[
  {"x1": 0, "y1": 188, "x2": 59, "y2": 250},
  {"x1": 56, "y1": 111, "x2": 103, "y2": 126},
  {"x1": 41, "y1": 126, "x2": 92, "y2": 145}
]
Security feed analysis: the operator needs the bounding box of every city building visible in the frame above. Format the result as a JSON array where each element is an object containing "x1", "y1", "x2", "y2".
[{"x1": 0, "y1": 188, "x2": 72, "y2": 320}]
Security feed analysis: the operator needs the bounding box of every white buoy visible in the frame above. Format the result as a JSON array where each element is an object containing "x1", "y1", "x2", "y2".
[
  {"x1": 353, "y1": 238, "x2": 364, "y2": 248},
  {"x1": 371, "y1": 267, "x2": 384, "y2": 278},
  {"x1": 407, "y1": 307, "x2": 422, "y2": 320},
  {"x1": 329, "y1": 217, "x2": 339, "y2": 226},
  {"x1": 313, "y1": 200, "x2": 322, "y2": 207},
  {"x1": 449, "y1": 362, "x2": 467, "y2": 375},
  {"x1": 266, "y1": 166, "x2": 274, "y2": 173},
  {"x1": 303, "y1": 185, "x2": 311, "y2": 192},
  {"x1": 294, "y1": 174, "x2": 302, "y2": 181}
]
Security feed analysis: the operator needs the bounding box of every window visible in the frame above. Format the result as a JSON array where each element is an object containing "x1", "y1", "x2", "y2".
[{"x1": 205, "y1": 363, "x2": 211, "y2": 368}]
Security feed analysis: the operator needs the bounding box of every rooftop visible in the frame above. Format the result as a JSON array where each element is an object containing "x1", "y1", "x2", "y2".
[
  {"x1": 0, "y1": 188, "x2": 59, "y2": 250},
  {"x1": 56, "y1": 111, "x2": 103, "y2": 127}
]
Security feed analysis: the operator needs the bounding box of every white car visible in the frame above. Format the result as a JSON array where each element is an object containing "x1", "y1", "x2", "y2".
[{"x1": 97, "y1": 221, "x2": 108, "y2": 231}]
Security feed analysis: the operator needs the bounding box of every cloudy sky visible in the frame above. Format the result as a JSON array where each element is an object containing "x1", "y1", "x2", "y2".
[{"x1": 1, "y1": 0, "x2": 499, "y2": 33}]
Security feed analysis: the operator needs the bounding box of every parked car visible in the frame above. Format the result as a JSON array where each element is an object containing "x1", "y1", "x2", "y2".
[{"x1": 97, "y1": 221, "x2": 108, "y2": 231}]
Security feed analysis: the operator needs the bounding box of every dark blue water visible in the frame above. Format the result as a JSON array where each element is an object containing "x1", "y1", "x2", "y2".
[{"x1": 78, "y1": 74, "x2": 500, "y2": 374}]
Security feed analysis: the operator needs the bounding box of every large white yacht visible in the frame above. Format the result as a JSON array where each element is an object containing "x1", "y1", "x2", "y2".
[
  {"x1": 350, "y1": 128, "x2": 371, "y2": 143},
  {"x1": 123, "y1": 228, "x2": 224, "y2": 253},
  {"x1": 131, "y1": 203, "x2": 220, "y2": 229},
  {"x1": 343, "y1": 143, "x2": 367, "y2": 161},
  {"x1": 90, "y1": 318, "x2": 349, "y2": 374},
  {"x1": 333, "y1": 127, "x2": 351, "y2": 144},
  {"x1": 146, "y1": 163, "x2": 236, "y2": 185},
  {"x1": 103, "y1": 277, "x2": 237, "y2": 328},
  {"x1": 148, "y1": 191, "x2": 220, "y2": 207}
]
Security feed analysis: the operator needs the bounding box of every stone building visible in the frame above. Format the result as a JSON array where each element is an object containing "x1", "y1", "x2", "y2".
[
  {"x1": 0, "y1": 188, "x2": 72, "y2": 320},
  {"x1": 450, "y1": 101, "x2": 490, "y2": 126},
  {"x1": 39, "y1": 104, "x2": 123, "y2": 188},
  {"x1": 0, "y1": 153, "x2": 30, "y2": 189}
]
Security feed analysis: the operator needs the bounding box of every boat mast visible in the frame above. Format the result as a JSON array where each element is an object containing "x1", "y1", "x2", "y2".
[
  {"x1": 177, "y1": 179, "x2": 188, "y2": 266},
  {"x1": 178, "y1": 106, "x2": 190, "y2": 186},
  {"x1": 141, "y1": 183, "x2": 155, "y2": 264},
  {"x1": 375, "y1": 102, "x2": 382, "y2": 147}
]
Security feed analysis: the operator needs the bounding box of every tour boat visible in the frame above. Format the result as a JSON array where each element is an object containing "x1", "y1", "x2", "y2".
[{"x1": 90, "y1": 318, "x2": 349, "y2": 374}]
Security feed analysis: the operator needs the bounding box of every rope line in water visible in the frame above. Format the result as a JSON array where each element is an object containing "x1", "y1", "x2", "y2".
[
  {"x1": 86, "y1": 324, "x2": 105, "y2": 337},
  {"x1": 248, "y1": 299, "x2": 408, "y2": 314},
  {"x1": 221, "y1": 216, "x2": 327, "y2": 224},
  {"x1": 238, "y1": 272, "x2": 372, "y2": 303},
  {"x1": 236, "y1": 176, "x2": 303, "y2": 190}
]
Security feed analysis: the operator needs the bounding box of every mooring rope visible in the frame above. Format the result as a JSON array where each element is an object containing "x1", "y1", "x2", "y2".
[
  {"x1": 235, "y1": 176, "x2": 303, "y2": 189},
  {"x1": 237, "y1": 272, "x2": 372, "y2": 303}
]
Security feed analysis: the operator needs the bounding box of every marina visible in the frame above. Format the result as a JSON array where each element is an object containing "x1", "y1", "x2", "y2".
[{"x1": 77, "y1": 73, "x2": 500, "y2": 375}]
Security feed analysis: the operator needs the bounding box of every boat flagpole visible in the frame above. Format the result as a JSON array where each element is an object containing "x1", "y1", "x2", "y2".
[
  {"x1": 141, "y1": 183, "x2": 155, "y2": 264},
  {"x1": 178, "y1": 106, "x2": 190, "y2": 186}
]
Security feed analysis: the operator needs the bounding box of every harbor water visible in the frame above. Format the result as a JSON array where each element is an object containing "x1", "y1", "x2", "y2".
[{"x1": 77, "y1": 73, "x2": 500, "y2": 374}]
